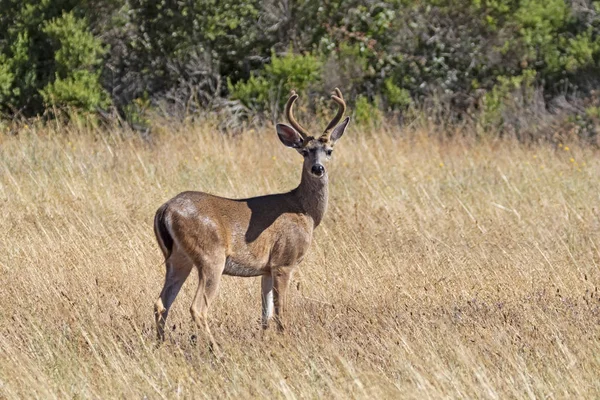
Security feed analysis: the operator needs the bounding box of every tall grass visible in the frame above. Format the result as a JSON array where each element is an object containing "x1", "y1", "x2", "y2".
[{"x1": 1, "y1": 121, "x2": 599, "y2": 398}]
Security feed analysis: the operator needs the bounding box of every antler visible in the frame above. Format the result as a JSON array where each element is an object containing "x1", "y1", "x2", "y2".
[
  {"x1": 285, "y1": 90, "x2": 310, "y2": 140},
  {"x1": 322, "y1": 88, "x2": 346, "y2": 137}
]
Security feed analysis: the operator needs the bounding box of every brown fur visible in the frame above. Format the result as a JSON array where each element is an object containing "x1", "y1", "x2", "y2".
[{"x1": 153, "y1": 90, "x2": 349, "y2": 351}]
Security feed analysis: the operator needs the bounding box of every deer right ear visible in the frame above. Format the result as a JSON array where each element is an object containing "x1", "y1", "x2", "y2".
[{"x1": 276, "y1": 123, "x2": 304, "y2": 148}]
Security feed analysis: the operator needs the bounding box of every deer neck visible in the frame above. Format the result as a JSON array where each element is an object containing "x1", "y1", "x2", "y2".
[{"x1": 293, "y1": 167, "x2": 329, "y2": 228}]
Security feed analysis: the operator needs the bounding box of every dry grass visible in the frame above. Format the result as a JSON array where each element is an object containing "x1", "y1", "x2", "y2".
[{"x1": 1, "y1": 121, "x2": 600, "y2": 399}]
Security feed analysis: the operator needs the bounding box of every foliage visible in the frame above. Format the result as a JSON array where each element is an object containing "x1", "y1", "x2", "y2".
[
  {"x1": 2, "y1": 0, "x2": 600, "y2": 140},
  {"x1": 41, "y1": 12, "x2": 109, "y2": 111},
  {"x1": 229, "y1": 52, "x2": 322, "y2": 114},
  {"x1": 383, "y1": 78, "x2": 412, "y2": 110},
  {"x1": 353, "y1": 95, "x2": 383, "y2": 126},
  {"x1": 481, "y1": 70, "x2": 537, "y2": 129},
  {"x1": 0, "y1": 2, "x2": 109, "y2": 115},
  {"x1": 119, "y1": 0, "x2": 261, "y2": 109}
]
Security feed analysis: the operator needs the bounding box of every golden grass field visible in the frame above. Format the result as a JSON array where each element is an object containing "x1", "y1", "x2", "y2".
[{"x1": 1, "y1": 121, "x2": 600, "y2": 398}]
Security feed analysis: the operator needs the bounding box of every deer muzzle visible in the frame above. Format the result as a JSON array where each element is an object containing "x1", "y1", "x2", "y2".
[{"x1": 311, "y1": 164, "x2": 325, "y2": 177}]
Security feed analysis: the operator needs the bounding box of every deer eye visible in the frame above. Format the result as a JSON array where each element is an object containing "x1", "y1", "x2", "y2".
[
  {"x1": 326, "y1": 149, "x2": 333, "y2": 156},
  {"x1": 300, "y1": 149, "x2": 309, "y2": 157}
]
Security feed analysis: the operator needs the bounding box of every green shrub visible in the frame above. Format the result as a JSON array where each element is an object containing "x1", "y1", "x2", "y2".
[
  {"x1": 354, "y1": 95, "x2": 382, "y2": 127},
  {"x1": 0, "y1": 5, "x2": 109, "y2": 116},
  {"x1": 383, "y1": 78, "x2": 412, "y2": 110},
  {"x1": 127, "y1": 0, "x2": 261, "y2": 106},
  {"x1": 0, "y1": 54, "x2": 13, "y2": 102},
  {"x1": 481, "y1": 69, "x2": 536, "y2": 128},
  {"x1": 1, "y1": 0, "x2": 600, "y2": 135},
  {"x1": 229, "y1": 51, "x2": 322, "y2": 114},
  {"x1": 122, "y1": 92, "x2": 152, "y2": 129},
  {"x1": 41, "y1": 12, "x2": 109, "y2": 111},
  {"x1": 41, "y1": 71, "x2": 109, "y2": 112},
  {"x1": 227, "y1": 75, "x2": 270, "y2": 112}
]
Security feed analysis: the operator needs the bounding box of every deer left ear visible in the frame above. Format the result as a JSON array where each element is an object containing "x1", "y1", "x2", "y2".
[{"x1": 330, "y1": 117, "x2": 350, "y2": 144}]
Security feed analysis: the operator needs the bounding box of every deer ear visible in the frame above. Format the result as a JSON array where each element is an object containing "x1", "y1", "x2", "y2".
[
  {"x1": 276, "y1": 123, "x2": 304, "y2": 148},
  {"x1": 330, "y1": 117, "x2": 350, "y2": 144}
]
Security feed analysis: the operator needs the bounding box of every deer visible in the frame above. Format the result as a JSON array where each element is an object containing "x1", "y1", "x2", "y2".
[{"x1": 153, "y1": 89, "x2": 350, "y2": 351}]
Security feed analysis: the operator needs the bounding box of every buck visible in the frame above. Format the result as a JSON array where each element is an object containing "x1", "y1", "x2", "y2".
[{"x1": 153, "y1": 89, "x2": 350, "y2": 349}]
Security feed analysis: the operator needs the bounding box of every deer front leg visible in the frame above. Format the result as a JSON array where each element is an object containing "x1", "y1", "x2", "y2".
[
  {"x1": 261, "y1": 275, "x2": 274, "y2": 329},
  {"x1": 272, "y1": 267, "x2": 293, "y2": 332}
]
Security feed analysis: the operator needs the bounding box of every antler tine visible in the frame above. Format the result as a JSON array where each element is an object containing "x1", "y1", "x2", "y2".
[
  {"x1": 285, "y1": 90, "x2": 310, "y2": 139},
  {"x1": 323, "y1": 88, "x2": 346, "y2": 135},
  {"x1": 334, "y1": 87, "x2": 343, "y2": 100}
]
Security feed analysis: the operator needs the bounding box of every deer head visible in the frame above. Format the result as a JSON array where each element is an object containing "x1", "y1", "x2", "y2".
[{"x1": 276, "y1": 88, "x2": 350, "y2": 178}]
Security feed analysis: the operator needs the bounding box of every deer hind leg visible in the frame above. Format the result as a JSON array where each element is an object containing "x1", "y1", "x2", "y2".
[
  {"x1": 261, "y1": 275, "x2": 274, "y2": 329},
  {"x1": 154, "y1": 250, "x2": 193, "y2": 341},
  {"x1": 189, "y1": 253, "x2": 225, "y2": 354},
  {"x1": 272, "y1": 267, "x2": 293, "y2": 332}
]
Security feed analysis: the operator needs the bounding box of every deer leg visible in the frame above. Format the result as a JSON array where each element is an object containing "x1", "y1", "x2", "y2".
[
  {"x1": 190, "y1": 255, "x2": 225, "y2": 354},
  {"x1": 154, "y1": 252, "x2": 193, "y2": 341},
  {"x1": 261, "y1": 275, "x2": 274, "y2": 329},
  {"x1": 272, "y1": 268, "x2": 293, "y2": 333}
]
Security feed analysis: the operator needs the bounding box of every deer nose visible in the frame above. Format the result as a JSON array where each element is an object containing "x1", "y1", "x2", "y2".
[{"x1": 311, "y1": 164, "x2": 325, "y2": 176}]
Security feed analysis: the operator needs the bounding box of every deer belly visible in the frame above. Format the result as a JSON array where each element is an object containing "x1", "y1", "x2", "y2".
[{"x1": 223, "y1": 257, "x2": 265, "y2": 277}]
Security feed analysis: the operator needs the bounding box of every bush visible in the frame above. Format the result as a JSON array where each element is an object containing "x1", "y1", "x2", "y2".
[
  {"x1": 2, "y1": 0, "x2": 600, "y2": 143},
  {"x1": 228, "y1": 51, "x2": 322, "y2": 116},
  {"x1": 120, "y1": 0, "x2": 261, "y2": 111},
  {"x1": 0, "y1": 3, "x2": 109, "y2": 116},
  {"x1": 383, "y1": 78, "x2": 412, "y2": 110},
  {"x1": 41, "y1": 12, "x2": 109, "y2": 111},
  {"x1": 481, "y1": 70, "x2": 537, "y2": 129},
  {"x1": 354, "y1": 95, "x2": 382, "y2": 126}
]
